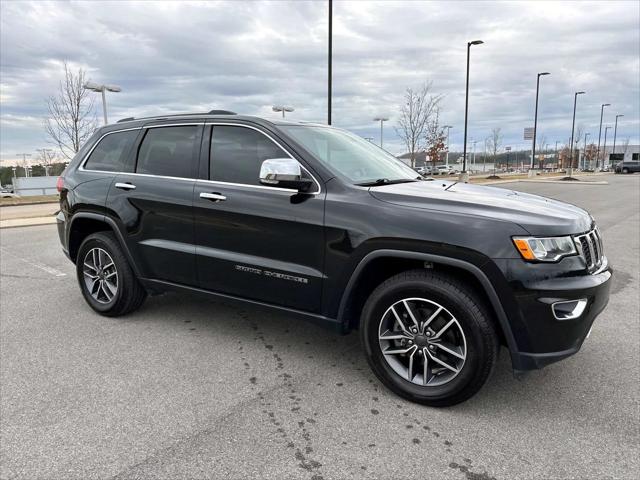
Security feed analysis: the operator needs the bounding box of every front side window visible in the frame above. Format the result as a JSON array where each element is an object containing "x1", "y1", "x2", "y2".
[
  {"x1": 136, "y1": 126, "x2": 199, "y2": 178},
  {"x1": 281, "y1": 125, "x2": 419, "y2": 185},
  {"x1": 84, "y1": 130, "x2": 138, "y2": 172},
  {"x1": 210, "y1": 126, "x2": 288, "y2": 185}
]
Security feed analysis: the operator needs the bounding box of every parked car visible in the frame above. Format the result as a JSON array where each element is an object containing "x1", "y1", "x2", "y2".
[
  {"x1": 435, "y1": 165, "x2": 454, "y2": 175},
  {"x1": 56, "y1": 111, "x2": 612, "y2": 406},
  {"x1": 614, "y1": 161, "x2": 640, "y2": 174}
]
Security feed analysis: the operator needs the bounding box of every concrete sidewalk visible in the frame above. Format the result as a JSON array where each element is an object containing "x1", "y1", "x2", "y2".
[{"x1": 0, "y1": 203, "x2": 58, "y2": 229}]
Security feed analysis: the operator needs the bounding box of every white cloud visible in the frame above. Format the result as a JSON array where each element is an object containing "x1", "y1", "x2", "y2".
[{"x1": 0, "y1": 0, "x2": 638, "y2": 164}]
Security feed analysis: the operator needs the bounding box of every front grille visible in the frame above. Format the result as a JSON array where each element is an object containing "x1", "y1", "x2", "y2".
[{"x1": 574, "y1": 227, "x2": 604, "y2": 272}]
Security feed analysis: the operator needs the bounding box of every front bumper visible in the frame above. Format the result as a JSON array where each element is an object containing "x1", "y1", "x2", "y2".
[{"x1": 493, "y1": 256, "x2": 612, "y2": 371}]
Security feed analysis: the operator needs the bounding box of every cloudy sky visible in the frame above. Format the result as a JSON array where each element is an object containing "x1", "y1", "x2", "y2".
[{"x1": 1, "y1": 0, "x2": 639, "y2": 165}]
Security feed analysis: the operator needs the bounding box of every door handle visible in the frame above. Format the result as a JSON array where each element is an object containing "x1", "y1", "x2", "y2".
[
  {"x1": 115, "y1": 182, "x2": 136, "y2": 190},
  {"x1": 200, "y1": 192, "x2": 227, "y2": 202}
]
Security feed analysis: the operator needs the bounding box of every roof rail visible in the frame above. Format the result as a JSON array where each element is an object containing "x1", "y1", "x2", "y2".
[
  {"x1": 117, "y1": 117, "x2": 136, "y2": 123},
  {"x1": 208, "y1": 110, "x2": 237, "y2": 115}
]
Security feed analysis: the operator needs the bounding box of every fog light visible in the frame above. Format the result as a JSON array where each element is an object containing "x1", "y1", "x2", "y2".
[{"x1": 552, "y1": 299, "x2": 588, "y2": 320}]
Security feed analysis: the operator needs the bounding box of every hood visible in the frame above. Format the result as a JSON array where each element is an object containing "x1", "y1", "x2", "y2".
[{"x1": 368, "y1": 180, "x2": 593, "y2": 236}]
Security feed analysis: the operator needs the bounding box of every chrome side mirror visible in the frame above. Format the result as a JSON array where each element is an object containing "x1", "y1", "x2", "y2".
[{"x1": 259, "y1": 158, "x2": 312, "y2": 192}]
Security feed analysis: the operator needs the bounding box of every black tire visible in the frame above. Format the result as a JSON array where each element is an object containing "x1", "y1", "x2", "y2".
[
  {"x1": 76, "y1": 231, "x2": 146, "y2": 317},
  {"x1": 622, "y1": 168, "x2": 629, "y2": 174},
  {"x1": 360, "y1": 270, "x2": 499, "y2": 407}
]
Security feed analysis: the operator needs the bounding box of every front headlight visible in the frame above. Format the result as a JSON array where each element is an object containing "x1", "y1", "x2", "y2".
[{"x1": 512, "y1": 236, "x2": 577, "y2": 262}]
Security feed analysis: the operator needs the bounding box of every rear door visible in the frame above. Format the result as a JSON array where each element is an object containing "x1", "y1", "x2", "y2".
[
  {"x1": 193, "y1": 123, "x2": 325, "y2": 312},
  {"x1": 107, "y1": 122, "x2": 203, "y2": 286}
]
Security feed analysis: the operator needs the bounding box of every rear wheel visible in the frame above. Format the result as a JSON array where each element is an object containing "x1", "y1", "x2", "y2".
[
  {"x1": 76, "y1": 232, "x2": 146, "y2": 316},
  {"x1": 360, "y1": 270, "x2": 499, "y2": 407},
  {"x1": 622, "y1": 168, "x2": 629, "y2": 174}
]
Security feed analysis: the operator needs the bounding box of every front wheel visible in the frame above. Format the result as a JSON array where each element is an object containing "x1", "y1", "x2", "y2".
[
  {"x1": 360, "y1": 270, "x2": 499, "y2": 407},
  {"x1": 622, "y1": 168, "x2": 629, "y2": 174}
]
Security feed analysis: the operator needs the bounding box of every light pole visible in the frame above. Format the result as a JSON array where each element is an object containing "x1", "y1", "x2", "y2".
[
  {"x1": 612, "y1": 114, "x2": 624, "y2": 154},
  {"x1": 272, "y1": 106, "x2": 294, "y2": 118},
  {"x1": 569, "y1": 91, "x2": 585, "y2": 170},
  {"x1": 84, "y1": 82, "x2": 122, "y2": 124},
  {"x1": 373, "y1": 117, "x2": 389, "y2": 148},
  {"x1": 602, "y1": 126, "x2": 612, "y2": 168},
  {"x1": 461, "y1": 39, "x2": 484, "y2": 180},
  {"x1": 596, "y1": 103, "x2": 610, "y2": 170},
  {"x1": 328, "y1": 0, "x2": 332, "y2": 125},
  {"x1": 582, "y1": 132, "x2": 590, "y2": 169},
  {"x1": 531, "y1": 72, "x2": 550, "y2": 171},
  {"x1": 443, "y1": 125, "x2": 452, "y2": 167},
  {"x1": 16, "y1": 153, "x2": 31, "y2": 177},
  {"x1": 471, "y1": 139, "x2": 478, "y2": 170}
]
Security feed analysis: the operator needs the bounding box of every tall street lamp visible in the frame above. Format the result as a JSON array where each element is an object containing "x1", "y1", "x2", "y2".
[
  {"x1": 328, "y1": 0, "x2": 333, "y2": 125},
  {"x1": 272, "y1": 106, "x2": 294, "y2": 118},
  {"x1": 613, "y1": 114, "x2": 624, "y2": 154},
  {"x1": 583, "y1": 132, "x2": 590, "y2": 169},
  {"x1": 443, "y1": 125, "x2": 453, "y2": 167},
  {"x1": 602, "y1": 126, "x2": 612, "y2": 168},
  {"x1": 569, "y1": 91, "x2": 585, "y2": 169},
  {"x1": 461, "y1": 39, "x2": 483, "y2": 180},
  {"x1": 84, "y1": 82, "x2": 121, "y2": 124},
  {"x1": 531, "y1": 72, "x2": 550, "y2": 170},
  {"x1": 373, "y1": 117, "x2": 389, "y2": 148},
  {"x1": 596, "y1": 103, "x2": 610, "y2": 170}
]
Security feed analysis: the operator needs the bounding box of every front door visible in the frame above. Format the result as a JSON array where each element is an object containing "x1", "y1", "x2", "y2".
[
  {"x1": 108, "y1": 123, "x2": 203, "y2": 286},
  {"x1": 193, "y1": 124, "x2": 325, "y2": 312}
]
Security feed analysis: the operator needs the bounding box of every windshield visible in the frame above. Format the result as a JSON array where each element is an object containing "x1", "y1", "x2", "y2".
[{"x1": 280, "y1": 125, "x2": 419, "y2": 185}]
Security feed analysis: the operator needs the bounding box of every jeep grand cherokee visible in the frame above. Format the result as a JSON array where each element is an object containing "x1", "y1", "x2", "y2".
[{"x1": 56, "y1": 111, "x2": 612, "y2": 406}]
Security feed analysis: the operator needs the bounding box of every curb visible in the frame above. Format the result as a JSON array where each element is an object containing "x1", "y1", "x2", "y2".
[
  {"x1": 0, "y1": 201, "x2": 59, "y2": 208},
  {"x1": 0, "y1": 217, "x2": 57, "y2": 229}
]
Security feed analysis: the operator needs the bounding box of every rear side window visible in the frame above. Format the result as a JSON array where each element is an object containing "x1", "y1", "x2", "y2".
[
  {"x1": 84, "y1": 130, "x2": 138, "y2": 172},
  {"x1": 210, "y1": 126, "x2": 288, "y2": 185},
  {"x1": 136, "y1": 126, "x2": 199, "y2": 178}
]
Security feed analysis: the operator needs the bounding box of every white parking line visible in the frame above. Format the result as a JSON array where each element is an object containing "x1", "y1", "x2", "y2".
[{"x1": 0, "y1": 247, "x2": 66, "y2": 277}]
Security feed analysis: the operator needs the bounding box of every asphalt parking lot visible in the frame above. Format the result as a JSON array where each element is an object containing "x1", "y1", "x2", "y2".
[{"x1": 1, "y1": 174, "x2": 638, "y2": 480}]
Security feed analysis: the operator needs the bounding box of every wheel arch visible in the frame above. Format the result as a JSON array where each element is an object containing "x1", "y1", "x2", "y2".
[
  {"x1": 337, "y1": 249, "x2": 519, "y2": 359},
  {"x1": 68, "y1": 212, "x2": 140, "y2": 277}
]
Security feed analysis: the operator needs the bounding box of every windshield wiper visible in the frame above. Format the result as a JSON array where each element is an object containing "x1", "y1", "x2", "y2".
[{"x1": 356, "y1": 178, "x2": 419, "y2": 187}]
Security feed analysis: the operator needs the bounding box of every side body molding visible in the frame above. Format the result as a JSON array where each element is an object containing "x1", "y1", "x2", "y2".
[{"x1": 337, "y1": 249, "x2": 519, "y2": 364}]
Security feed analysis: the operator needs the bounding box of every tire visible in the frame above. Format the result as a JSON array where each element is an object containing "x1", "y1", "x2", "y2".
[
  {"x1": 360, "y1": 270, "x2": 499, "y2": 407},
  {"x1": 76, "y1": 231, "x2": 146, "y2": 316},
  {"x1": 622, "y1": 168, "x2": 629, "y2": 174}
]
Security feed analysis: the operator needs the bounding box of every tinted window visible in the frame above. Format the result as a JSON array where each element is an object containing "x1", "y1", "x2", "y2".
[
  {"x1": 210, "y1": 126, "x2": 287, "y2": 185},
  {"x1": 84, "y1": 130, "x2": 138, "y2": 172},
  {"x1": 633, "y1": 154, "x2": 639, "y2": 161},
  {"x1": 136, "y1": 126, "x2": 199, "y2": 178}
]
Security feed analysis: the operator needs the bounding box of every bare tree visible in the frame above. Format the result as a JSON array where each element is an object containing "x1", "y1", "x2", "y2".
[
  {"x1": 36, "y1": 149, "x2": 59, "y2": 175},
  {"x1": 45, "y1": 62, "x2": 98, "y2": 159},
  {"x1": 486, "y1": 127, "x2": 503, "y2": 173},
  {"x1": 424, "y1": 108, "x2": 447, "y2": 168},
  {"x1": 536, "y1": 134, "x2": 547, "y2": 168},
  {"x1": 395, "y1": 82, "x2": 442, "y2": 168},
  {"x1": 584, "y1": 143, "x2": 598, "y2": 169},
  {"x1": 621, "y1": 137, "x2": 630, "y2": 155}
]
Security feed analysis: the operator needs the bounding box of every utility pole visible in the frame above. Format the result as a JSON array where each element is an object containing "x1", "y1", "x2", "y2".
[
  {"x1": 327, "y1": 0, "x2": 332, "y2": 125},
  {"x1": 596, "y1": 103, "x2": 610, "y2": 170}
]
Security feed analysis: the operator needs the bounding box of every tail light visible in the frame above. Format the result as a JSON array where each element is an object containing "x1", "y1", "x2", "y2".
[{"x1": 56, "y1": 176, "x2": 64, "y2": 193}]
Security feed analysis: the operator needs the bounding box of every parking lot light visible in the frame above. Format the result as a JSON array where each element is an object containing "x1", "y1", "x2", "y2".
[
  {"x1": 532, "y1": 72, "x2": 550, "y2": 170},
  {"x1": 272, "y1": 106, "x2": 294, "y2": 118},
  {"x1": 596, "y1": 103, "x2": 610, "y2": 170},
  {"x1": 462, "y1": 39, "x2": 483, "y2": 179},
  {"x1": 613, "y1": 114, "x2": 624, "y2": 154},
  {"x1": 373, "y1": 117, "x2": 389, "y2": 148},
  {"x1": 83, "y1": 82, "x2": 122, "y2": 124},
  {"x1": 569, "y1": 91, "x2": 585, "y2": 169}
]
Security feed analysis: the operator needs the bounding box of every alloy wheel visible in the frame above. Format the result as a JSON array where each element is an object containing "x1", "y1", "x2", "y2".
[
  {"x1": 378, "y1": 297, "x2": 467, "y2": 387},
  {"x1": 82, "y1": 248, "x2": 118, "y2": 304}
]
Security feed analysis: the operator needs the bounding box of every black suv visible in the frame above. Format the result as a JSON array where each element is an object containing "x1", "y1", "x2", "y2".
[{"x1": 57, "y1": 112, "x2": 612, "y2": 406}]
